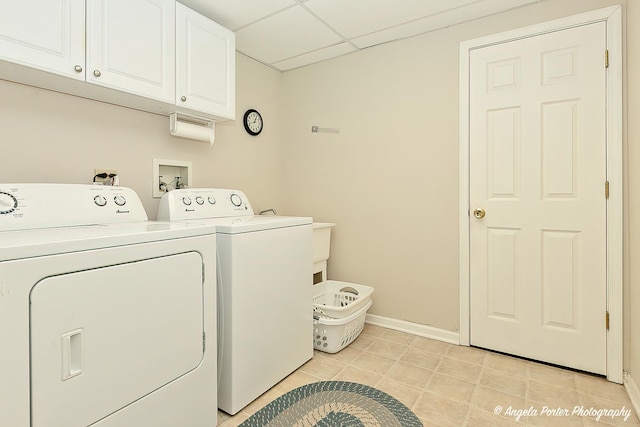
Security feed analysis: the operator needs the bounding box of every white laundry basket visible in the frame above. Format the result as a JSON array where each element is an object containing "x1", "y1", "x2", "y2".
[{"x1": 313, "y1": 280, "x2": 374, "y2": 353}]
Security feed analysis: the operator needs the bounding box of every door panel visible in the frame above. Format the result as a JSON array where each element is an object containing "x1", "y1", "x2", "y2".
[
  {"x1": 541, "y1": 230, "x2": 580, "y2": 329},
  {"x1": 487, "y1": 227, "x2": 519, "y2": 320},
  {"x1": 0, "y1": 0, "x2": 84, "y2": 79},
  {"x1": 469, "y1": 22, "x2": 606, "y2": 374},
  {"x1": 86, "y1": 0, "x2": 175, "y2": 102},
  {"x1": 30, "y1": 252, "x2": 203, "y2": 427},
  {"x1": 176, "y1": 2, "x2": 235, "y2": 118},
  {"x1": 488, "y1": 107, "x2": 521, "y2": 198}
]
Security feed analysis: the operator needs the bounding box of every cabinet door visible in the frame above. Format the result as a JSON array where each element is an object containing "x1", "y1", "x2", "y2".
[
  {"x1": 176, "y1": 3, "x2": 235, "y2": 119},
  {"x1": 86, "y1": 0, "x2": 175, "y2": 102},
  {"x1": 0, "y1": 0, "x2": 84, "y2": 80}
]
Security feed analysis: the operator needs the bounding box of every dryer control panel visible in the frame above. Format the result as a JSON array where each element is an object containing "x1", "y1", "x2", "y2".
[
  {"x1": 0, "y1": 184, "x2": 148, "y2": 231},
  {"x1": 157, "y1": 188, "x2": 254, "y2": 221}
]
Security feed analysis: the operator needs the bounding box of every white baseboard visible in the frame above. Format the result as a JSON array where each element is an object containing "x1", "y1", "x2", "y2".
[
  {"x1": 365, "y1": 313, "x2": 460, "y2": 345},
  {"x1": 624, "y1": 372, "x2": 640, "y2": 419}
]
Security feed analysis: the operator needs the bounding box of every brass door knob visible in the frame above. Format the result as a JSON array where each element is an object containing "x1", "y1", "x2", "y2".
[
  {"x1": 181, "y1": 96, "x2": 187, "y2": 102},
  {"x1": 93, "y1": 70, "x2": 101, "y2": 77},
  {"x1": 74, "y1": 65, "x2": 83, "y2": 72},
  {"x1": 473, "y1": 208, "x2": 486, "y2": 219}
]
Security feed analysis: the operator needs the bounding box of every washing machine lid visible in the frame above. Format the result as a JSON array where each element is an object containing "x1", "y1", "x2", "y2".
[
  {"x1": 0, "y1": 221, "x2": 216, "y2": 261},
  {"x1": 166, "y1": 215, "x2": 312, "y2": 234},
  {"x1": 212, "y1": 215, "x2": 312, "y2": 234}
]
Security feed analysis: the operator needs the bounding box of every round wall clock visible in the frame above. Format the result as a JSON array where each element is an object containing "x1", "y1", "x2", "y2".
[{"x1": 243, "y1": 109, "x2": 263, "y2": 136}]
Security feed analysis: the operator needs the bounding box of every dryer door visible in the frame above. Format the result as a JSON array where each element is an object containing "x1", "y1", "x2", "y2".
[{"x1": 30, "y1": 252, "x2": 204, "y2": 427}]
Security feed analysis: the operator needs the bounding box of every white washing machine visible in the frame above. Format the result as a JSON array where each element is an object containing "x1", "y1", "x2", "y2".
[
  {"x1": 0, "y1": 184, "x2": 218, "y2": 427},
  {"x1": 157, "y1": 188, "x2": 313, "y2": 415}
]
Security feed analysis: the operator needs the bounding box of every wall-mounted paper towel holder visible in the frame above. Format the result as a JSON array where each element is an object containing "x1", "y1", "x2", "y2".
[{"x1": 169, "y1": 112, "x2": 216, "y2": 146}]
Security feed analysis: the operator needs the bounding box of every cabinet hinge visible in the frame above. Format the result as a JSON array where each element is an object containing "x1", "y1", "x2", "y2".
[
  {"x1": 605, "y1": 181, "x2": 610, "y2": 199},
  {"x1": 605, "y1": 50, "x2": 609, "y2": 68},
  {"x1": 203, "y1": 331, "x2": 206, "y2": 351},
  {"x1": 606, "y1": 311, "x2": 610, "y2": 330}
]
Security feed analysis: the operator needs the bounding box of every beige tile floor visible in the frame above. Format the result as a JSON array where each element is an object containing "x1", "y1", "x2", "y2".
[{"x1": 218, "y1": 324, "x2": 639, "y2": 426}]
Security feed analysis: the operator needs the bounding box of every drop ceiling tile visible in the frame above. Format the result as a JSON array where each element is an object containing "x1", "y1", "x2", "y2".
[
  {"x1": 272, "y1": 42, "x2": 356, "y2": 71},
  {"x1": 177, "y1": 0, "x2": 296, "y2": 30},
  {"x1": 236, "y1": 5, "x2": 344, "y2": 64},
  {"x1": 304, "y1": 0, "x2": 478, "y2": 38},
  {"x1": 351, "y1": 0, "x2": 540, "y2": 48},
  {"x1": 179, "y1": 0, "x2": 543, "y2": 71}
]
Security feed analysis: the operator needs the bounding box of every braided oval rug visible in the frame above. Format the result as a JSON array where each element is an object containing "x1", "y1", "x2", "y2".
[{"x1": 239, "y1": 381, "x2": 423, "y2": 427}]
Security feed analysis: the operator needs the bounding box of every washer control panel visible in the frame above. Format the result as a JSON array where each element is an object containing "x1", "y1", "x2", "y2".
[
  {"x1": 0, "y1": 184, "x2": 148, "y2": 231},
  {"x1": 157, "y1": 188, "x2": 254, "y2": 221}
]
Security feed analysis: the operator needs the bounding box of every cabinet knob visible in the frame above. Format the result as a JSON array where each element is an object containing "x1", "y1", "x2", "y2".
[
  {"x1": 93, "y1": 70, "x2": 101, "y2": 77},
  {"x1": 181, "y1": 96, "x2": 187, "y2": 102},
  {"x1": 74, "y1": 65, "x2": 83, "y2": 73}
]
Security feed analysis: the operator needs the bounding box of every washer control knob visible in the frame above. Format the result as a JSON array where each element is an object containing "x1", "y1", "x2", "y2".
[
  {"x1": 114, "y1": 195, "x2": 126, "y2": 206},
  {"x1": 230, "y1": 193, "x2": 242, "y2": 207},
  {"x1": 195, "y1": 196, "x2": 204, "y2": 205},
  {"x1": 0, "y1": 192, "x2": 18, "y2": 214},
  {"x1": 94, "y1": 195, "x2": 107, "y2": 207},
  {"x1": 208, "y1": 196, "x2": 216, "y2": 205},
  {"x1": 182, "y1": 197, "x2": 192, "y2": 206}
]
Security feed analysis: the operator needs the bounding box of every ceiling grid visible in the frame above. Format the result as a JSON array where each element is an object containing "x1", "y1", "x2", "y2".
[{"x1": 178, "y1": 0, "x2": 542, "y2": 71}]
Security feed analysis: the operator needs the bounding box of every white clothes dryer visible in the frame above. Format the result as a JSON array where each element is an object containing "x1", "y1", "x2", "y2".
[
  {"x1": 0, "y1": 184, "x2": 217, "y2": 427},
  {"x1": 158, "y1": 188, "x2": 313, "y2": 415}
]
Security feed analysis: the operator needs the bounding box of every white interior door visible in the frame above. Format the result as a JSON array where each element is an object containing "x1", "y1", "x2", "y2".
[{"x1": 469, "y1": 22, "x2": 607, "y2": 374}]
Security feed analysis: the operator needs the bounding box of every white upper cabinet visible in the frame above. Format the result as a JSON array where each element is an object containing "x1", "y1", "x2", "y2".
[
  {"x1": 0, "y1": 0, "x2": 85, "y2": 80},
  {"x1": 86, "y1": 0, "x2": 176, "y2": 103},
  {"x1": 0, "y1": 1, "x2": 235, "y2": 120},
  {"x1": 176, "y1": 2, "x2": 235, "y2": 119}
]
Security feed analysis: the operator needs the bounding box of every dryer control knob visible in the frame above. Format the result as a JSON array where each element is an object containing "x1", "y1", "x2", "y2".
[
  {"x1": 208, "y1": 196, "x2": 216, "y2": 205},
  {"x1": 182, "y1": 197, "x2": 192, "y2": 206},
  {"x1": 0, "y1": 192, "x2": 18, "y2": 214},
  {"x1": 114, "y1": 195, "x2": 126, "y2": 206},
  {"x1": 230, "y1": 193, "x2": 242, "y2": 207},
  {"x1": 94, "y1": 195, "x2": 107, "y2": 207},
  {"x1": 196, "y1": 196, "x2": 204, "y2": 205}
]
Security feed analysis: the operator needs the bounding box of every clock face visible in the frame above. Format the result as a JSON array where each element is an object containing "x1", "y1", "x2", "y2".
[{"x1": 243, "y1": 109, "x2": 263, "y2": 135}]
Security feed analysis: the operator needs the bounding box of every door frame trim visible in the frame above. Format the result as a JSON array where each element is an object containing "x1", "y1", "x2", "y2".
[{"x1": 458, "y1": 5, "x2": 623, "y2": 382}]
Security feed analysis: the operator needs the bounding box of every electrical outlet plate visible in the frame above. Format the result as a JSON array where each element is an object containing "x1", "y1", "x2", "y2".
[{"x1": 94, "y1": 169, "x2": 117, "y2": 184}]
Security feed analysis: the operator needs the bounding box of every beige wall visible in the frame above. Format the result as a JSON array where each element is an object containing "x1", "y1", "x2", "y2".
[
  {"x1": 0, "y1": 54, "x2": 284, "y2": 218},
  {"x1": 279, "y1": 0, "x2": 622, "y2": 333}
]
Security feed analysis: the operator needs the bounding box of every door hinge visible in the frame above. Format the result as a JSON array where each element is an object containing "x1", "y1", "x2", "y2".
[
  {"x1": 203, "y1": 331, "x2": 206, "y2": 351},
  {"x1": 606, "y1": 311, "x2": 610, "y2": 330},
  {"x1": 605, "y1": 180, "x2": 610, "y2": 199},
  {"x1": 605, "y1": 50, "x2": 609, "y2": 68}
]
